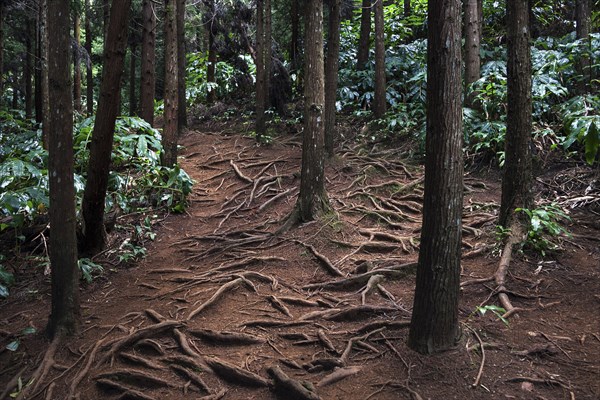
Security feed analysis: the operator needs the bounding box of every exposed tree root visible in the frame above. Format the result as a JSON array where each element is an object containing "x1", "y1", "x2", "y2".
[
  {"x1": 119, "y1": 352, "x2": 163, "y2": 370},
  {"x1": 204, "y1": 356, "x2": 270, "y2": 387},
  {"x1": 316, "y1": 366, "x2": 362, "y2": 387},
  {"x1": 170, "y1": 364, "x2": 211, "y2": 392},
  {"x1": 14, "y1": 335, "x2": 61, "y2": 400},
  {"x1": 354, "y1": 320, "x2": 411, "y2": 334},
  {"x1": 294, "y1": 240, "x2": 345, "y2": 277},
  {"x1": 324, "y1": 305, "x2": 400, "y2": 322},
  {"x1": 340, "y1": 328, "x2": 385, "y2": 365},
  {"x1": 268, "y1": 365, "x2": 321, "y2": 400},
  {"x1": 240, "y1": 319, "x2": 311, "y2": 328},
  {"x1": 68, "y1": 338, "x2": 106, "y2": 399},
  {"x1": 188, "y1": 328, "x2": 266, "y2": 345},
  {"x1": 230, "y1": 159, "x2": 253, "y2": 183},
  {"x1": 267, "y1": 295, "x2": 293, "y2": 317},
  {"x1": 187, "y1": 277, "x2": 252, "y2": 320},
  {"x1": 304, "y1": 263, "x2": 417, "y2": 292},
  {"x1": 95, "y1": 369, "x2": 176, "y2": 389},
  {"x1": 95, "y1": 378, "x2": 157, "y2": 400}
]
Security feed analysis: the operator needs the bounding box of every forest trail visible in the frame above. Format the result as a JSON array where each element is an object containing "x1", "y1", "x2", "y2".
[{"x1": 1, "y1": 128, "x2": 599, "y2": 400}]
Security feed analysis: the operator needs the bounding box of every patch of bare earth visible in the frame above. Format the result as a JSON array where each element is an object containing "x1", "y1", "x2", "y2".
[{"x1": 1, "y1": 127, "x2": 599, "y2": 400}]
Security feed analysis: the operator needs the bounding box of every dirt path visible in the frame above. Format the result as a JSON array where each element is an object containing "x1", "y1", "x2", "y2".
[{"x1": 1, "y1": 129, "x2": 599, "y2": 400}]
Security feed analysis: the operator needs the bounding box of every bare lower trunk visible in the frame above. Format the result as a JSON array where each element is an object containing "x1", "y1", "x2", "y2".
[
  {"x1": 255, "y1": 0, "x2": 266, "y2": 138},
  {"x1": 73, "y1": 14, "x2": 82, "y2": 114},
  {"x1": 464, "y1": 0, "x2": 481, "y2": 107},
  {"x1": 357, "y1": 0, "x2": 371, "y2": 70},
  {"x1": 139, "y1": 0, "x2": 156, "y2": 125},
  {"x1": 373, "y1": 0, "x2": 386, "y2": 119},
  {"x1": 324, "y1": 0, "x2": 341, "y2": 157},
  {"x1": 162, "y1": 0, "x2": 179, "y2": 166},
  {"x1": 177, "y1": 0, "x2": 187, "y2": 128},
  {"x1": 85, "y1": 0, "x2": 94, "y2": 115},
  {"x1": 129, "y1": 40, "x2": 137, "y2": 116}
]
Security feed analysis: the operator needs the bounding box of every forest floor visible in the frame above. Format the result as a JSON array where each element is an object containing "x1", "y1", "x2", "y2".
[{"x1": 1, "y1": 119, "x2": 599, "y2": 400}]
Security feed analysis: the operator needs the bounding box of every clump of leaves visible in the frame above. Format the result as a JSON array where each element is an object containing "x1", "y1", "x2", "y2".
[
  {"x1": 473, "y1": 305, "x2": 509, "y2": 327},
  {"x1": 516, "y1": 203, "x2": 571, "y2": 256},
  {"x1": 559, "y1": 94, "x2": 600, "y2": 165},
  {"x1": 78, "y1": 258, "x2": 104, "y2": 283}
]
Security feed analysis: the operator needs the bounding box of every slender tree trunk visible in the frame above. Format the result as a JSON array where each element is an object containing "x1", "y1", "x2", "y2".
[
  {"x1": 129, "y1": 40, "x2": 137, "y2": 115},
  {"x1": 139, "y1": 0, "x2": 156, "y2": 125},
  {"x1": 576, "y1": 0, "x2": 591, "y2": 90},
  {"x1": 373, "y1": 0, "x2": 386, "y2": 119},
  {"x1": 408, "y1": 0, "x2": 463, "y2": 355},
  {"x1": 464, "y1": 0, "x2": 482, "y2": 107},
  {"x1": 81, "y1": 0, "x2": 132, "y2": 255},
  {"x1": 265, "y1": 0, "x2": 271, "y2": 113},
  {"x1": 177, "y1": 0, "x2": 187, "y2": 127},
  {"x1": 85, "y1": 0, "x2": 94, "y2": 115},
  {"x1": 39, "y1": 0, "x2": 50, "y2": 148},
  {"x1": 162, "y1": 0, "x2": 179, "y2": 166},
  {"x1": 46, "y1": 0, "x2": 80, "y2": 338},
  {"x1": 73, "y1": 14, "x2": 82, "y2": 114},
  {"x1": 324, "y1": 0, "x2": 341, "y2": 157},
  {"x1": 298, "y1": 0, "x2": 327, "y2": 222},
  {"x1": 35, "y1": 7, "x2": 42, "y2": 124},
  {"x1": 25, "y1": 25, "x2": 33, "y2": 118},
  {"x1": 499, "y1": 0, "x2": 533, "y2": 227},
  {"x1": 0, "y1": 4, "x2": 4, "y2": 103},
  {"x1": 103, "y1": 0, "x2": 110, "y2": 40},
  {"x1": 357, "y1": 0, "x2": 371, "y2": 70},
  {"x1": 290, "y1": 0, "x2": 299, "y2": 72},
  {"x1": 206, "y1": 0, "x2": 216, "y2": 104},
  {"x1": 255, "y1": 0, "x2": 266, "y2": 139},
  {"x1": 404, "y1": 0, "x2": 411, "y2": 16}
]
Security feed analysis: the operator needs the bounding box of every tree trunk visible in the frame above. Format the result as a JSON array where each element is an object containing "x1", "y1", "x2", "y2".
[
  {"x1": 499, "y1": 0, "x2": 533, "y2": 228},
  {"x1": 139, "y1": 0, "x2": 156, "y2": 125},
  {"x1": 298, "y1": 0, "x2": 327, "y2": 222},
  {"x1": 290, "y1": 0, "x2": 299, "y2": 72},
  {"x1": 103, "y1": 0, "x2": 110, "y2": 40},
  {"x1": 46, "y1": 0, "x2": 80, "y2": 338},
  {"x1": 265, "y1": 0, "x2": 271, "y2": 113},
  {"x1": 81, "y1": 0, "x2": 132, "y2": 255},
  {"x1": 576, "y1": 0, "x2": 591, "y2": 90},
  {"x1": 25, "y1": 24, "x2": 33, "y2": 119},
  {"x1": 407, "y1": 0, "x2": 463, "y2": 355},
  {"x1": 255, "y1": 0, "x2": 266, "y2": 139},
  {"x1": 324, "y1": 0, "x2": 341, "y2": 157},
  {"x1": 464, "y1": 0, "x2": 481, "y2": 107},
  {"x1": 129, "y1": 40, "x2": 137, "y2": 115},
  {"x1": 85, "y1": 0, "x2": 94, "y2": 115},
  {"x1": 0, "y1": 4, "x2": 4, "y2": 103},
  {"x1": 35, "y1": 6, "x2": 43, "y2": 124},
  {"x1": 73, "y1": 13, "x2": 82, "y2": 114},
  {"x1": 39, "y1": 0, "x2": 50, "y2": 148},
  {"x1": 357, "y1": 0, "x2": 371, "y2": 70},
  {"x1": 162, "y1": 0, "x2": 179, "y2": 167},
  {"x1": 373, "y1": 0, "x2": 386, "y2": 119},
  {"x1": 404, "y1": 0, "x2": 411, "y2": 17},
  {"x1": 177, "y1": 0, "x2": 187, "y2": 128},
  {"x1": 206, "y1": 0, "x2": 216, "y2": 104}
]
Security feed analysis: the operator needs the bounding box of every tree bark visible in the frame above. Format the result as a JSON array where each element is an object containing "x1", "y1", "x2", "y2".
[
  {"x1": 103, "y1": 0, "x2": 110, "y2": 40},
  {"x1": 46, "y1": 0, "x2": 80, "y2": 338},
  {"x1": 0, "y1": 4, "x2": 4, "y2": 103},
  {"x1": 255, "y1": 0, "x2": 266, "y2": 139},
  {"x1": 81, "y1": 0, "x2": 132, "y2": 255},
  {"x1": 38, "y1": 0, "x2": 50, "y2": 148},
  {"x1": 265, "y1": 0, "x2": 271, "y2": 114},
  {"x1": 85, "y1": 0, "x2": 94, "y2": 115},
  {"x1": 407, "y1": 0, "x2": 463, "y2": 355},
  {"x1": 35, "y1": 6, "x2": 43, "y2": 124},
  {"x1": 206, "y1": 0, "x2": 216, "y2": 104},
  {"x1": 177, "y1": 0, "x2": 187, "y2": 127},
  {"x1": 324, "y1": 0, "x2": 341, "y2": 157},
  {"x1": 73, "y1": 13, "x2": 82, "y2": 114},
  {"x1": 129, "y1": 39, "x2": 137, "y2": 115},
  {"x1": 25, "y1": 23, "x2": 34, "y2": 119},
  {"x1": 290, "y1": 0, "x2": 299, "y2": 72},
  {"x1": 576, "y1": 0, "x2": 591, "y2": 90},
  {"x1": 298, "y1": 0, "x2": 327, "y2": 221},
  {"x1": 499, "y1": 0, "x2": 533, "y2": 228},
  {"x1": 139, "y1": 0, "x2": 156, "y2": 125},
  {"x1": 162, "y1": 0, "x2": 179, "y2": 166},
  {"x1": 463, "y1": 0, "x2": 481, "y2": 107},
  {"x1": 373, "y1": 0, "x2": 386, "y2": 119},
  {"x1": 357, "y1": 0, "x2": 371, "y2": 70}
]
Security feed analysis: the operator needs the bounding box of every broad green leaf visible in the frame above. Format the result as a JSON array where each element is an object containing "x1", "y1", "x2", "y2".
[{"x1": 6, "y1": 340, "x2": 19, "y2": 351}]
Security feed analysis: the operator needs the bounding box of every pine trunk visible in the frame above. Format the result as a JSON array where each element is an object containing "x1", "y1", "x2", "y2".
[
  {"x1": 373, "y1": 0, "x2": 386, "y2": 119},
  {"x1": 46, "y1": 0, "x2": 80, "y2": 338},
  {"x1": 255, "y1": 0, "x2": 266, "y2": 138},
  {"x1": 81, "y1": 0, "x2": 132, "y2": 255},
  {"x1": 206, "y1": 0, "x2": 216, "y2": 104},
  {"x1": 576, "y1": 0, "x2": 591, "y2": 90},
  {"x1": 464, "y1": 0, "x2": 481, "y2": 107},
  {"x1": 357, "y1": 0, "x2": 371, "y2": 70},
  {"x1": 85, "y1": 0, "x2": 94, "y2": 115},
  {"x1": 324, "y1": 0, "x2": 341, "y2": 157},
  {"x1": 129, "y1": 40, "x2": 137, "y2": 115},
  {"x1": 290, "y1": 0, "x2": 299, "y2": 72},
  {"x1": 265, "y1": 0, "x2": 271, "y2": 115},
  {"x1": 73, "y1": 14, "x2": 82, "y2": 113},
  {"x1": 408, "y1": 0, "x2": 463, "y2": 354},
  {"x1": 39, "y1": 0, "x2": 50, "y2": 148},
  {"x1": 298, "y1": 0, "x2": 327, "y2": 222},
  {"x1": 139, "y1": 0, "x2": 156, "y2": 125},
  {"x1": 499, "y1": 0, "x2": 533, "y2": 228},
  {"x1": 25, "y1": 25, "x2": 33, "y2": 119},
  {"x1": 0, "y1": 4, "x2": 4, "y2": 102},
  {"x1": 162, "y1": 0, "x2": 179, "y2": 167},
  {"x1": 177, "y1": 0, "x2": 187, "y2": 127},
  {"x1": 35, "y1": 6, "x2": 42, "y2": 124}
]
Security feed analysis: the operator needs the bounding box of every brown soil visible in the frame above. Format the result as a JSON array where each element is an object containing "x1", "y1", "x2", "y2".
[{"x1": 1, "y1": 126, "x2": 599, "y2": 400}]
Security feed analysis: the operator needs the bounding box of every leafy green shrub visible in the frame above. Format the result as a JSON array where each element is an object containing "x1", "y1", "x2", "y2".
[
  {"x1": 516, "y1": 203, "x2": 571, "y2": 256},
  {"x1": 559, "y1": 94, "x2": 600, "y2": 165}
]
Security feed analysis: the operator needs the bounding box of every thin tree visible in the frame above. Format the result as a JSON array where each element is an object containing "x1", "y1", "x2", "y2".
[
  {"x1": 499, "y1": 0, "x2": 533, "y2": 228},
  {"x1": 85, "y1": 0, "x2": 93, "y2": 115},
  {"x1": 357, "y1": 0, "x2": 371, "y2": 70},
  {"x1": 324, "y1": 0, "x2": 341, "y2": 157},
  {"x1": 46, "y1": 0, "x2": 80, "y2": 338},
  {"x1": 255, "y1": 0, "x2": 266, "y2": 139},
  {"x1": 373, "y1": 0, "x2": 386, "y2": 119},
  {"x1": 407, "y1": 0, "x2": 463, "y2": 354},
  {"x1": 129, "y1": 37, "x2": 137, "y2": 115},
  {"x1": 0, "y1": 3, "x2": 4, "y2": 102},
  {"x1": 298, "y1": 0, "x2": 327, "y2": 221},
  {"x1": 162, "y1": 0, "x2": 179, "y2": 166},
  {"x1": 205, "y1": 0, "x2": 216, "y2": 104},
  {"x1": 38, "y1": 0, "x2": 50, "y2": 148},
  {"x1": 81, "y1": 0, "x2": 132, "y2": 254},
  {"x1": 290, "y1": 0, "x2": 299, "y2": 72},
  {"x1": 24, "y1": 23, "x2": 33, "y2": 119},
  {"x1": 73, "y1": 12, "x2": 82, "y2": 113},
  {"x1": 177, "y1": 0, "x2": 187, "y2": 127},
  {"x1": 464, "y1": 0, "x2": 482, "y2": 107},
  {"x1": 576, "y1": 0, "x2": 591, "y2": 91},
  {"x1": 139, "y1": 0, "x2": 156, "y2": 125}
]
